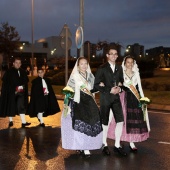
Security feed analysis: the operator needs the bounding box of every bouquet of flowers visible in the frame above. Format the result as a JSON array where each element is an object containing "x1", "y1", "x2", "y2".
[
  {"x1": 140, "y1": 97, "x2": 151, "y2": 105},
  {"x1": 139, "y1": 97, "x2": 151, "y2": 121},
  {"x1": 62, "y1": 86, "x2": 74, "y2": 117}
]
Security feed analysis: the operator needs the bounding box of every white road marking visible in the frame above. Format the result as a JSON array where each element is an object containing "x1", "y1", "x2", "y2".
[{"x1": 158, "y1": 141, "x2": 170, "y2": 145}]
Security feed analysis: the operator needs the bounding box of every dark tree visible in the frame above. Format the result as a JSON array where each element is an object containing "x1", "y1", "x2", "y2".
[{"x1": 0, "y1": 22, "x2": 20, "y2": 67}]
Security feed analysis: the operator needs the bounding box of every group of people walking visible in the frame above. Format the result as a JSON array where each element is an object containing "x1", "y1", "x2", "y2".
[
  {"x1": 0, "y1": 46, "x2": 150, "y2": 159},
  {"x1": 61, "y1": 45, "x2": 150, "y2": 158},
  {"x1": 0, "y1": 57, "x2": 60, "y2": 128}
]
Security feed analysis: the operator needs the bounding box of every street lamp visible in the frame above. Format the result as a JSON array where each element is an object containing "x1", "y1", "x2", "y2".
[
  {"x1": 31, "y1": 0, "x2": 34, "y2": 75},
  {"x1": 80, "y1": 0, "x2": 84, "y2": 56}
]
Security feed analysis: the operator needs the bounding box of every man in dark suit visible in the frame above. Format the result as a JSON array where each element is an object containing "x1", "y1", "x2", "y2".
[
  {"x1": 0, "y1": 57, "x2": 31, "y2": 128},
  {"x1": 94, "y1": 46, "x2": 127, "y2": 156}
]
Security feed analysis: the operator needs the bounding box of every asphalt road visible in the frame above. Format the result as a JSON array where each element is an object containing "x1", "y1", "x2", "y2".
[{"x1": 0, "y1": 100, "x2": 170, "y2": 170}]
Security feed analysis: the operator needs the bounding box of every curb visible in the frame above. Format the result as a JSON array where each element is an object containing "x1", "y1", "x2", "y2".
[
  {"x1": 147, "y1": 104, "x2": 170, "y2": 112},
  {"x1": 56, "y1": 95, "x2": 170, "y2": 112}
]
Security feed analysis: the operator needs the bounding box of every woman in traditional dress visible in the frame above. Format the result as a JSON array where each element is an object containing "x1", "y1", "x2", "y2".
[
  {"x1": 61, "y1": 57, "x2": 103, "y2": 158},
  {"x1": 108, "y1": 55, "x2": 150, "y2": 152}
]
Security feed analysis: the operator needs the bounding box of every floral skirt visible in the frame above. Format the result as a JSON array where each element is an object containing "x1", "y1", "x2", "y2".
[
  {"x1": 126, "y1": 90, "x2": 148, "y2": 134},
  {"x1": 71, "y1": 91, "x2": 102, "y2": 137},
  {"x1": 61, "y1": 91, "x2": 103, "y2": 150},
  {"x1": 61, "y1": 112, "x2": 103, "y2": 150},
  {"x1": 107, "y1": 91, "x2": 149, "y2": 142}
]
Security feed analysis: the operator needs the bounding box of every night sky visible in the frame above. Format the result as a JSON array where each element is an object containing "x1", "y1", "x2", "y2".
[{"x1": 1, "y1": 0, "x2": 170, "y2": 55}]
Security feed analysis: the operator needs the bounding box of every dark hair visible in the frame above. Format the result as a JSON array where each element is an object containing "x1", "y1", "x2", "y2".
[
  {"x1": 13, "y1": 57, "x2": 21, "y2": 62},
  {"x1": 37, "y1": 67, "x2": 44, "y2": 71},
  {"x1": 77, "y1": 57, "x2": 88, "y2": 66},
  {"x1": 106, "y1": 45, "x2": 118, "y2": 54},
  {"x1": 124, "y1": 55, "x2": 135, "y2": 65}
]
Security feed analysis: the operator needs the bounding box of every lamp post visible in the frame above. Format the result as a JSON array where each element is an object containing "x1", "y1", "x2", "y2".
[
  {"x1": 31, "y1": 0, "x2": 34, "y2": 75},
  {"x1": 60, "y1": 24, "x2": 72, "y2": 85},
  {"x1": 80, "y1": 0, "x2": 84, "y2": 57}
]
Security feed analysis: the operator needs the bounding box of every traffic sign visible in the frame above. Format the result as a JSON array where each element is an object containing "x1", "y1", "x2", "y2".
[{"x1": 75, "y1": 26, "x2": 83, "y2": 49}]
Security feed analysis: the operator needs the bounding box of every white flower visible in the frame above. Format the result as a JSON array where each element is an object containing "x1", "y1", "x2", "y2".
[
  {"x1": 63, "y1": 86, "x2": 74, "y2": 92},
  {"x1": 140, "y1": 97, "x2": 150, "y2": 103}
]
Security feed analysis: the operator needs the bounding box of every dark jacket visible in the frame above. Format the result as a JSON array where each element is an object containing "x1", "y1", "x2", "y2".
[
  {"x1": 94, "y1": 62, "x2": 124, "y2": 101},
  {"x1": 0, "y1": 67, "x2": 29, "y2": 117},
  {"x1": 27, "y1": 77, "x2": 60, "y2": 117}
]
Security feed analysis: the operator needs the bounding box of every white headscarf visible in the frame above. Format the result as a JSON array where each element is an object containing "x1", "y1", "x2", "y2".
[
  {"x1": 67, "y1": 57, "x2": 94, "y2": 103},
  {"x1": 121, "y1": 56, "x2": 139, "y2": 73}
]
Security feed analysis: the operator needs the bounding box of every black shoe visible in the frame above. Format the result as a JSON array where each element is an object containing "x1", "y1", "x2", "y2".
[
  {"x1": 9, "y1": 121, "x2": 13, "y2": 127},
  {"x1": 102, "y1": 146, "x2": 110, "y2": 156},
  {"x1": 84, "y1": 154, "x2": 91, "y2": 158},
  {"x1": 114, "y1": 146, "x2": 127, "y2": 156},
  {"x1": 77, "y1": 150, "x2": 84, "y2": 155},
  {"x1": 129, "y1": 146, "x2": 138, "y2": 153},
  {"x1": 39, "y1": 123, "x2": 45, "y2": 127},
  {"x1": 22, "y1": 122, "x2": 31, "y2": 128},
  {"x1": 77, "y1": 150, "x2": 91, "y2": 158}
]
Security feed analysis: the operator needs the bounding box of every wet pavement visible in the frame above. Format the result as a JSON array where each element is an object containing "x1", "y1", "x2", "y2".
[{"x1": 0, "y1": 100, "x2": 170, "y2": 170}]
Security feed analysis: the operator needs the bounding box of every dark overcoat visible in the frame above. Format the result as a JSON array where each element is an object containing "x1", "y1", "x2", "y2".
[
  {"x1": 0, "y1": 67, "x2": 29, "y2": 117},
  {"x1": 94, "y1": 62, "x2": 124, "y2": 123},
  {"x1": 27, "y1": 77, "x2": 60, "y2": 117},
  {"x1": 94, "y1": 62, "x2": 124, "y2": 96}
]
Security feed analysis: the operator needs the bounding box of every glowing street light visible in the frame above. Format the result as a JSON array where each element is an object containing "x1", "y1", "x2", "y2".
[{"x1": 20, "y1": 46, "x2": 23, "y2": 50}]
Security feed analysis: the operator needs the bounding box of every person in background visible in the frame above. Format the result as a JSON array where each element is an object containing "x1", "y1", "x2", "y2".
[
  {"x1": 26, "y1": 66, "x2": 31, "y2": 76},
  {"x1": 0, "y1": 57, "x2": 31, "y2": 128},
  {"x1": 27, "y1": 68, "x2": 60, "y2": 127},
  {"x1": 61, "y1": 57, "x2": 103, "y2": 158}
]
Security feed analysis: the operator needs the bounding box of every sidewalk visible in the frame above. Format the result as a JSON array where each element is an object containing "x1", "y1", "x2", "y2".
[{"x1": 56, "y1": 94, "x2": 170, "y2": 112}]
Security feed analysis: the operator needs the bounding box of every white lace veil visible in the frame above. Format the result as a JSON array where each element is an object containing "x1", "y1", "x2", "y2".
[
  {"x1": 67, "y1": 57, "x2": 93, "y2": 103},
  {"x1": 122, "y1": 56, "x2": 139, "y2": 73},
  {"x1": 67, "y1": 57, "x2": 92, "y2": 79}
]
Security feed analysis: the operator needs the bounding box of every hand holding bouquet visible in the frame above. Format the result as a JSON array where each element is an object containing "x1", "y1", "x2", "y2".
[
  {"x1": 62, "y1": 86, "x2": 74, "y2": 117},
  {"x1": 140, "y1": 97, "x2": 151, "y2": 121}
]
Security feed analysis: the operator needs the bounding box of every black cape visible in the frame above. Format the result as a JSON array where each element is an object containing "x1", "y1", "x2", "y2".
[
  {"x1": 27, "y1": 77, "x2": 60, "y2": 117},
  {"x1": 0, "y1": 67, "x2": 29, "y2": 117}
]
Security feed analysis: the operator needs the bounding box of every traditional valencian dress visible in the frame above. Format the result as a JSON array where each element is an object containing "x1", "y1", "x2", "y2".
[
  {"x1": 61, "y1": 62, "x2": 103, "y2": 150},
  {"x1": 108, "y1": 61, "x2": 150, "y2": 143}
]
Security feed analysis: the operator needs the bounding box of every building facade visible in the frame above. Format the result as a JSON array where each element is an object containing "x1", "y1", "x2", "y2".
[
  {"x1": 145, "y1": 46, "x2": 170, "y2": 67},
  {"x1": 125, "y1": 43, "x2": 144, "y2": 59},
  {"x1": 12, "y1": 36, "x2": 71, "y2": 69}
]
